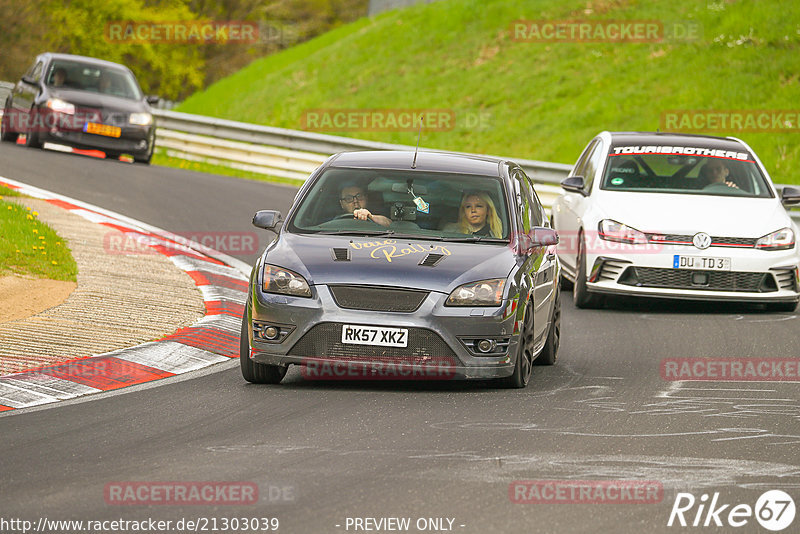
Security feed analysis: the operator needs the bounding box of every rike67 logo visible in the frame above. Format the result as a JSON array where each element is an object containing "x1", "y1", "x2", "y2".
[{"x1": 668, "y1": 490, "x2": 795, "y2": 531}]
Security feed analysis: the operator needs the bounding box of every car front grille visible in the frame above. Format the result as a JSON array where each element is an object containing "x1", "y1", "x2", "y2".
[
  {"x1": 645, "y1": 234, "x2": 757, "y2": 248},
  {"x1": 619, "y1": 267, "x2": 776, "y2": 292},
  {"x1": 329, "y1": 285, "x2": 429, "y2": 312},
  {"x1": 288, "y1": 323, "x2": 456, "y2": 361}
]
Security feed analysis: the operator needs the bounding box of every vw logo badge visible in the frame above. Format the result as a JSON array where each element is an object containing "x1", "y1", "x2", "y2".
[{"x1": 692, "y1": 232, "x2": 712, "y2": 250}]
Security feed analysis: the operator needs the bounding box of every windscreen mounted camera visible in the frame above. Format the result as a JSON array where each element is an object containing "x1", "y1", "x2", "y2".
[{"x1": 391, "y1": 202, "x2": 417, "y2": 221}]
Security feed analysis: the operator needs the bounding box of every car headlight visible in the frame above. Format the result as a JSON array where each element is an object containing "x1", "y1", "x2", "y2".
[
  {"x1": 446, "y1": 279, "x2": 505, "y2": 307},
  {"x1": 45, "y1": 98, "x2": 75, "y2": 115},
  {"x1": 262, "y1": 265, "x2": 311, "y2": 297},
  {"x1": 129, "y1": 112, "x2": 152, "y2": 126},
  {"x1": 598, "y1": 219, "x2": 648, "y2": 244},
  {"x1": 755, "y1": 228, "x2": 795, "y2": 251}
]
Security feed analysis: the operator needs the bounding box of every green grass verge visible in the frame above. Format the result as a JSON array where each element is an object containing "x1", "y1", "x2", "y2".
[
  {"x1": 175, "y1": 0, "x2": 800, "y2": 184},
  {"x1": 152, "y1": 150, "x2": 306, "y2": 188},
  {"x1": 0, "y1": 186, "x2": 78, "y2": 281}
]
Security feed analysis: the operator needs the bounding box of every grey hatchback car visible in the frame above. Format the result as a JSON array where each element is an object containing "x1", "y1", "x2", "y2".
[{"x1": 242, "y1": 150, "x2": 561, "y2": 388}]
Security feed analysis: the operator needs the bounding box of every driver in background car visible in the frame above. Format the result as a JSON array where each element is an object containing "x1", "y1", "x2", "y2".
[
  {"x1": 443, "y1": 191, "x2": 502, "y2": 237},
  {"x1": 700, "y1": 160, "x2": 739, "y2": 189},
  {"x1": 51, "y1": 67, "x2": 67, "y2": 87},
  {"x1": 338, "y1": 183, "x2": 391, "y2": 227},
  {"x1": 98, "y1": 72, "x2": 112, "y2": 94}
]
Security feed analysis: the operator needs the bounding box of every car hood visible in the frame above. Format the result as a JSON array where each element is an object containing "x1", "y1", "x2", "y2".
[
  {"x1": 263, "y1": 233, "x2": 517, "y2": 292},
  {"x1": 593, "y1": 191, "x2": 792, "y2": 238},
  {"x1": 48, "y1": 88, "x2": 147, "y2": 113}
]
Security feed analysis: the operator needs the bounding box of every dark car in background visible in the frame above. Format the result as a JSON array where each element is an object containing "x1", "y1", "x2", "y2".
[
  {"x1": 242, "y1": 150, "x2": 562, "y2": 388},
  {"x1": 1, "y1": 52, "x2": 157, "y2": 164}
]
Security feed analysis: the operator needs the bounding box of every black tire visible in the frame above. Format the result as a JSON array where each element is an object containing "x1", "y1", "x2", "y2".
[
  {"x1": 134, "y1": 153, "x2": 152, "y2": 165},
  {"x1": 766, "y1": 300, "x2": 798, "y2": 313},
  {"x1": 535, "y1": 284, "x2": 561, "y2": 366},
  {"x1": 498, "y1": 304, "x2": 534, "y2": 388},
  {"x1": 24, "y1": 116, "x2": 42, "y2": 149},
  {"x1": 573, "y1": 232, "x2": 603, "y2": 309},
  {"x1": 240, "y1": 308, "x2": 287, "y2": 384},
  {"x1": 1, "y1": 106, "x2": 18, "y2": 143},
  {"x1": 560, "y1": 273, "x2": 574, "y2": 291},
  {"x1": 134, "y1": 145, "x2": 153, "y2": 164}
]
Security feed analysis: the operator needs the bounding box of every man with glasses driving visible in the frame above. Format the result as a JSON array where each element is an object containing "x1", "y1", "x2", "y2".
[{"x1": 338, "y1": 184, "x2": 391, "y2": 227}]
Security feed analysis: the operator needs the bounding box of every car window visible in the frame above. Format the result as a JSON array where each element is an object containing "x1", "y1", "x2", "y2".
[
  {"x1": 46, "y1": 61, "x2": 143, "y2": 100},
  {"x1": 289, "y1": 167, "x2": 510, "y2": 241},
  {"x1": 516, "y1": 169, "x2": 544, "y2": 228},
  {"x1": 601, "y1": 149, "x2": 774, "y2": 198},
  {"x1": 581, "y1": 140, "x2": 605, "y2": 193},
  {"x1": 28, "y1": 61, "x2": 44, "y2": 82},
  {"x1": 572, "y1": 139, "x2": 599, "y2": 179}
]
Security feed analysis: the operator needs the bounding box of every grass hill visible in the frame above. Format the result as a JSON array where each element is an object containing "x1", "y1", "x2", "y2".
[{"x1": 176, "y1": 0, "x2": 800, "y2": 183}]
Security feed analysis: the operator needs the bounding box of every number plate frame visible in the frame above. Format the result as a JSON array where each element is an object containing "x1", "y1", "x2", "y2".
[{"x1": 341, "y1": 324, "x2": 409, "y2": 347}]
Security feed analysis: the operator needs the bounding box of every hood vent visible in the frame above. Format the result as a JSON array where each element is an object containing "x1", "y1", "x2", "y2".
[
  {"x1": 331, "y1": 248, "x2": 351, "y2": 261},
  {"x1": 419, "y1": 253, "x2": 445, "y2": 267}
]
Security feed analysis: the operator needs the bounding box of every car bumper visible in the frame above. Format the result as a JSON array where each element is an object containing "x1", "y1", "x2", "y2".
[
  {"x1": 40, "y1": 123, "x2": 153, "y2": 156},
  {"x1": 584, "y1": 246, "x2": 800, "y2": 303},
  {"x1": 247, "y1": 284, "x2": 522, "y2": 380}
]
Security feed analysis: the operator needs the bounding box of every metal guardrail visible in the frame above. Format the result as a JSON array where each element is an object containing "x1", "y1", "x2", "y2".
[
  {"x1": 152, "y1": 109, "x2": 573, "y2": 184},
  {"x1": 151, "y1": 108, "x2": 800, "y2": 223}
]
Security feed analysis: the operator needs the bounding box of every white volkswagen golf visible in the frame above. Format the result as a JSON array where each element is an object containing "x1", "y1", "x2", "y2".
[{"x1": 552, "y1": 132, "x2": 800, "y2": 311}]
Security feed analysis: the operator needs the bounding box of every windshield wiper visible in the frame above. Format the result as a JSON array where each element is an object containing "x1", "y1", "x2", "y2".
[
  {"x1": 442, "y1": 236, "x2": 508, "y2": 243},
  {"x1": 314, "y1": 229, "x2": 397, "y2": 236}
]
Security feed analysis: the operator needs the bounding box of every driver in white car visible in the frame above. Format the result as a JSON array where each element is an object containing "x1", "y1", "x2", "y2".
[
  {"x1": 338, "y1": 184, "x2": 392, "y2": 226},
  {"x1": 700, "y1": 160, "x2": 739, "y2": 189}
]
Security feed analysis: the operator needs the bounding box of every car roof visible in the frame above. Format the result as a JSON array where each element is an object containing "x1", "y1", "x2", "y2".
[
  {"x1": 39, "y1": 52, "x2": 132, "y2": 72},
  {"x1": 329, "y1": 150, "x2": 506, "y2": 176},
  {"x1": 603, "y1": 131, "x2": 748, "y2": 152}
]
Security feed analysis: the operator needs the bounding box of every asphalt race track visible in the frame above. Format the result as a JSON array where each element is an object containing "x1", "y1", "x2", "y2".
[{"x1": 2, "y1": 144, "x2": 800, "y2": 534}]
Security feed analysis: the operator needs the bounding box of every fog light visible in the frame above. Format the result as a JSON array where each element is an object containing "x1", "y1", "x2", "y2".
[
  {"x1": 138, "y1": 140, "x2": 147, "y2": 149},
  {"x1": 477, "y1": 339, "x2": 496, "y2": 353},
  {"x1": 263, "y1": 326, "x2": 279, "y2": 340}
]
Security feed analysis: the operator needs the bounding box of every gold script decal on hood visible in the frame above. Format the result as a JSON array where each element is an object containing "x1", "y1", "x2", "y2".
[{"x1": 349, "y1": 240, "x2": 451, "y2": 263}]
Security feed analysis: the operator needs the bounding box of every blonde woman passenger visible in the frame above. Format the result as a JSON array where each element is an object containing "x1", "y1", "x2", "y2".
[{"x1": 443, "y1": 191, "x2": 502, "y2": 238}]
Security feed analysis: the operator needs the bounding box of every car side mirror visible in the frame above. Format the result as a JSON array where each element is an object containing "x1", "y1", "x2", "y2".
[
  {"x1": 516, "y1": 227, "x2": 559, "y2": 255},
  {"x1": 21, "y1": 75, "x2": 35, "y2": 85},
  {"x1": 253, "y1": 210, "x2": 282, "y2": 230},
  {"x1": 146, "y1": 95, "x2": 160, "y2": 105},
  {"x1": 780, "y1": 186, "x2": 800, "y2": 206},
  {"x1": 530, "y1": 227, "x2": 559, "y2": 246},
  {"x1": 561, "y1": 176, "x2": 587, "y2": 196}
]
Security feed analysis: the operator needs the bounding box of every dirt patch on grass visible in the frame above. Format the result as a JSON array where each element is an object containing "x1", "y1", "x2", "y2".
[{"x1": 0, "y1": 274, "x2": 77, "y2": 323}]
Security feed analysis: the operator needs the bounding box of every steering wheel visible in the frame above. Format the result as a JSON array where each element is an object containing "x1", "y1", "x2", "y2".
[
  {"x1": 334, "y1": 213, "x2": 358, "y2": 220},
  {"x1": 703, "y1": 182, "x2": 744, "y2": 194}
]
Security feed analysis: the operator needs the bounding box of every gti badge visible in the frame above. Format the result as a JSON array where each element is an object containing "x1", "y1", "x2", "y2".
[{"x1": 692, "y1": 232, "x2": 712, "y2": 250}]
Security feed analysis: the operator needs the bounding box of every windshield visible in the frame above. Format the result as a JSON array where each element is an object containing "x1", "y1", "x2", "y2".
[
  {"x1": 601, "y1": 149, "x2": 774, "y2": 198},
  {"x1": 289, "y1": 167, "x2": 510, "y2": 241},
  {"x1": 46, "y1": 61, "x2": 143, "y2": 100}
]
